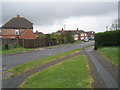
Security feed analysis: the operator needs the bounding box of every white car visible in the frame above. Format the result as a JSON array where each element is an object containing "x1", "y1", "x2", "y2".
[{"x1": 84, "y1": 38, "x2": 89, "y2": 42}]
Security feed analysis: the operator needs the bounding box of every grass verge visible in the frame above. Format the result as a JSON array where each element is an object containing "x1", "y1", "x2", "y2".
[
  {"x1": 5, "y1": 49, "x2": 82, "y2": 78},
  {"x1": 19, "y1": 55, "x2": 92, "y2": 88},
  {"x1": 98, "y1": 47, "x2": 119, "y2": 67},
  {"x1": 1, "y1": 48, "x2": 34, "y2": 55},
  {"x1": 85, "y1": 44, "x2": 94, "y2": 48}
]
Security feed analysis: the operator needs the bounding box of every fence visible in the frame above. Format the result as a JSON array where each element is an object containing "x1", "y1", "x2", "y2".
[{"x1": 2, "y1": 39, "x2": 57, "y2": 48}]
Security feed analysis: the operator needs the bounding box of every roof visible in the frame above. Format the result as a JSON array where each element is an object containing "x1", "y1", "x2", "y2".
[
  {"x1": 57, "y1": 30, "x2": 85, "y2": 33},
  {"x1": 2, "y1": 15, "x2": 33, "y2": 29},
  {"x1": 19, "y1": 29, "x2": 36, "y2": 39}
]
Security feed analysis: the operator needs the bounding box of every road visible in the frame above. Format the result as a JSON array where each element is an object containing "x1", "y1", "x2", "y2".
[{"x1": 2, "y1": 41, "x2": 94, "y2": 71}]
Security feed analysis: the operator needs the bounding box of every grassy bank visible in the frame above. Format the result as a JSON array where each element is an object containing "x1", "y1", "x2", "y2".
[
  {"x1": 19, "y1": 55, "x2": 92, "y2": 88},
  {"x1": 1, "y1": 48, "x2": 34, "y2": 55},
  {"x1": 5, "y1": 49, "x2": 82, "y2": 78},
  {"x1": 98, "y1": 47, "x2": 119, "y2": 66}
]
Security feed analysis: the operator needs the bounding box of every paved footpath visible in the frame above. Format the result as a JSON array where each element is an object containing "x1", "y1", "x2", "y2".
[{"x1": 84, "y1": 47, "x2": 119, "y2": 88}]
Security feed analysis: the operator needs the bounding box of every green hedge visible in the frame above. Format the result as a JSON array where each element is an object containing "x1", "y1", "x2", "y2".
[{"x1": 95, "y1": 30, "x2": 120, "y2": 48}]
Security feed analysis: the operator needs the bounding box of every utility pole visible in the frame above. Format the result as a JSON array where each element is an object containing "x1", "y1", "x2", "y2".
[
  {"x1": 106, "y1": 26, "x2": 108, "y2": 31},
  {"x1": 116, "y1": 24, "x2": 118, "y2": 30},
  {"x1": 64, "y1": 24, "x2": 66, "y2": 30}
]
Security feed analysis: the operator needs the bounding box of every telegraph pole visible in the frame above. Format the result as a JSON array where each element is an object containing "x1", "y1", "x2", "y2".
[
  {"x1": 106, "y1": 26, "x2": 108, "y2": 31},
  {"x1": 64, "y1": 24, "x2": 66, "y2": 30},
  {"x1": 116, "y1": 24, "x2": 118, "y2": 30}
]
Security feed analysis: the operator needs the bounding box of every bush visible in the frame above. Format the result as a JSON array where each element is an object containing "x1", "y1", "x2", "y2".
[
  {"x1": 95, "y1": 30, "x2": 120, "y2": 48},
  {"x1": 3, "y1": 44, "x2": 9, "y2": 50}
]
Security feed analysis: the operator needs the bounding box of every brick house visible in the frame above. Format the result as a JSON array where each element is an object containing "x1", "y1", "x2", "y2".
[
  {"x1": 1, "y1": 15, "x2": 36, "y2": 39},
  {"x1": 57, "y1": 28, "x2": 95, "y2": 40},
  {"x1": 86, "y1": 31, "x2": 95, "y2": 40},
  {"x1": 57, "y1": 28, "x2": 90, "y2": 40}
]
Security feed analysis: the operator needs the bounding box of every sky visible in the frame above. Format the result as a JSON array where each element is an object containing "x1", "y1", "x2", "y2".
[{"x1": 1, "y1": 1, "x2": 119, "y2": 34}]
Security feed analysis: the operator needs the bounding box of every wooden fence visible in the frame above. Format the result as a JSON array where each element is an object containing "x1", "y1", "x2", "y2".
[{"x1": 2, "y1": 39, "x2": 57, "y2": 48}]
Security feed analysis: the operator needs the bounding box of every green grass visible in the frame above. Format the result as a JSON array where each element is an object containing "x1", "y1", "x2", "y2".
[
  {"x1": 1, "y1": 48, "x2": 34, "y2": 55},
  {"x1": 5, "y1": 49, "x2": 82, "y2": 78},
  {"x1": 19, "y1": 55, "x2": 92, "y2": 88},
  {"x1": 98, "y1": 47, "x2": 119, "y2": 66},
  {"x1": 85, "y1": 44, "x2": 94, "y2": 48}
]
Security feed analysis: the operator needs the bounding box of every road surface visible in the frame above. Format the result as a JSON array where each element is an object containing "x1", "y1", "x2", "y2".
[{"x1": 2, "y1": 41, "x2": 94, "y2": 71}]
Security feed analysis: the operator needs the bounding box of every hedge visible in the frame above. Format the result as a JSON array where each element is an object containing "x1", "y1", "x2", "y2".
[{"x1": 95, "y1": 30, "x2": 120, "y2": 48}]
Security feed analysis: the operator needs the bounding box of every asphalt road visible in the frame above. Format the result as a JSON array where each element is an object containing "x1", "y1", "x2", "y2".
[{"x1": 2, "y1": 41, "x2": 94, "y2": 71}]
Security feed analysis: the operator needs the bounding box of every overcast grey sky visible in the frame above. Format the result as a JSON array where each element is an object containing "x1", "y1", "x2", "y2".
[{"x1": 1, "y1": 2, "x2": 118, "y2": 33}]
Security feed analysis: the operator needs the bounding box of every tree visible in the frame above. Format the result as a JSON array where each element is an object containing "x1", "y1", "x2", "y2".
[
  {"x1": 39, "y1": 34, "x2": 46, "y2": 39},
  {"x1": 110, "y1": 19, "x2": 119, "y2": 30},
  {"x1": 64, "y1": 31, "x2": 74, "y2": 43}
]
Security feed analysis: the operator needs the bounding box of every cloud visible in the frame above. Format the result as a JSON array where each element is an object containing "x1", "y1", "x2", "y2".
[
  {"x1": 34, "y1": 12, "x2": 117, "y2": 34},
  {"x1": 2, "y1": 2, "x2": 118, "y2": 25}
]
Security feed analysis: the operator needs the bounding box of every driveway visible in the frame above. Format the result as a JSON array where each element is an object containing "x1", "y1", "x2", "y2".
[{"x1": 2, "y1": 41, "x2": 94, "y2": 71}]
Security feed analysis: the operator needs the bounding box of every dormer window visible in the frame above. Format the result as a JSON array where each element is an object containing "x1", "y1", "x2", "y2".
[{"x1": 15, "y1": 30, "x2": 19, "y2": 35}]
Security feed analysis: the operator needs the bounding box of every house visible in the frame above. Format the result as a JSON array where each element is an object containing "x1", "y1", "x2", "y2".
[
  {"x1": 1, "y1": 15, "x2": 36, "y2": 39},
  {"x1": 86, "y1": 31, "x2": 95, "y2": 40},
  {"x1": 34, "y1": 31, "x2": 44, "y2": 38},
  {"x1": 57, "y1": 28, "x2": 88, "y2": 40},
  {"x1": 57, "y1": 28, "x2": 95, "y2": 40},
  {"x1": 80, "y1": 32, "x2": 88, "y2": 40}
]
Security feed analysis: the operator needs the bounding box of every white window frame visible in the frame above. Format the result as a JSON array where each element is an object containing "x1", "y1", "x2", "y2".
[
  {"x1": 15, "y1": 30, "x2": 19, "y2": 35},
  {"x1": 81, "y1": 34, "x2": 84, "y2": 36},
  {"x1": 85, "y1": 34, "x2": 87, "y2": 36}
]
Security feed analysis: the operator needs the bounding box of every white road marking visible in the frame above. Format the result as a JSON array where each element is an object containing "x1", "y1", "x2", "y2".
[{"x1": 0, "y1": 68, "x2": 6, "y2": 71}]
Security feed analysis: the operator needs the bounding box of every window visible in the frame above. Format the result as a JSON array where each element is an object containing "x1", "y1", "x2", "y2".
[
  {"x1": 81, "y1": 37, "x2": 84, "y2": 40},
  {"x1": 74, "y1": 34, "x2": 78, "y2": 37},
  {"x1": 81, "y1": 34, "x2": 84, "y2": 36},
  {"x1": 15, "y1": 30, "x2": 19, "y2": 35}
]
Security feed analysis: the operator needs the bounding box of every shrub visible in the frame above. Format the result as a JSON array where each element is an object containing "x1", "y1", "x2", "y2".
[
  {"x1": 3, "y1": 44, "x2": 9, "y2": 50},
  {"x1": 95, "y1": 30, "x2": 120, "y2": 48}
]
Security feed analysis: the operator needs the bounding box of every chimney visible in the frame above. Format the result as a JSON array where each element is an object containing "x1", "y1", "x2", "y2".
[
  {"x1": 17, "y1": 15, "x2": 20, "y2": 17},
  {"x1": 77, "y1": 28, "x2": 79, "y2": 31},
  {"x1": 61, "y1": 28, "x2": 64, "y2": 34},
  {"x1": 36, "y1": 30, "x2": 38, "y2": 34}
]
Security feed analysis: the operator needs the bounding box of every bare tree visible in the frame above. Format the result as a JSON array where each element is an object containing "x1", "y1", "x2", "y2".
[{"x1": 110, "y1": 19, "x2": 119, "y2": 30}]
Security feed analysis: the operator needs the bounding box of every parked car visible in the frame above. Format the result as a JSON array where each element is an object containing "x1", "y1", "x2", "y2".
[{"x1": 84, "y1": 38, "x2": 89, "y2": 42}]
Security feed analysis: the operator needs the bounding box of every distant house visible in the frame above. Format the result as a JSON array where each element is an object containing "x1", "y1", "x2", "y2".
[
  {"x1": 57, "y1": 28, "x2": 89, "y2": 40},
  {"x1": 80, "y1": 32, "x2": 88, "y2": 40},
  {"x1": 2, "y1": 15, "x2": 36, "y2": 39},
  {"x1": 86, "y1": 31, "x2": 95, "y2": 40},
  {"x1": 34, "y1": 31, "x2": 44, "y2": 38},
  {"x1": 57, "y1": 28, "x2": 95, "y2": 40}
]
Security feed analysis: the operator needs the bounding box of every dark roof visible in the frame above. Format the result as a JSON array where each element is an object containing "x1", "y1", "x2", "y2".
[
  {"x1": 57, "y1": 30, "x2": 85, "y2": 33},
  {"x1": 2, "y1": 15, "x2": 33, "y2": 29}
]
